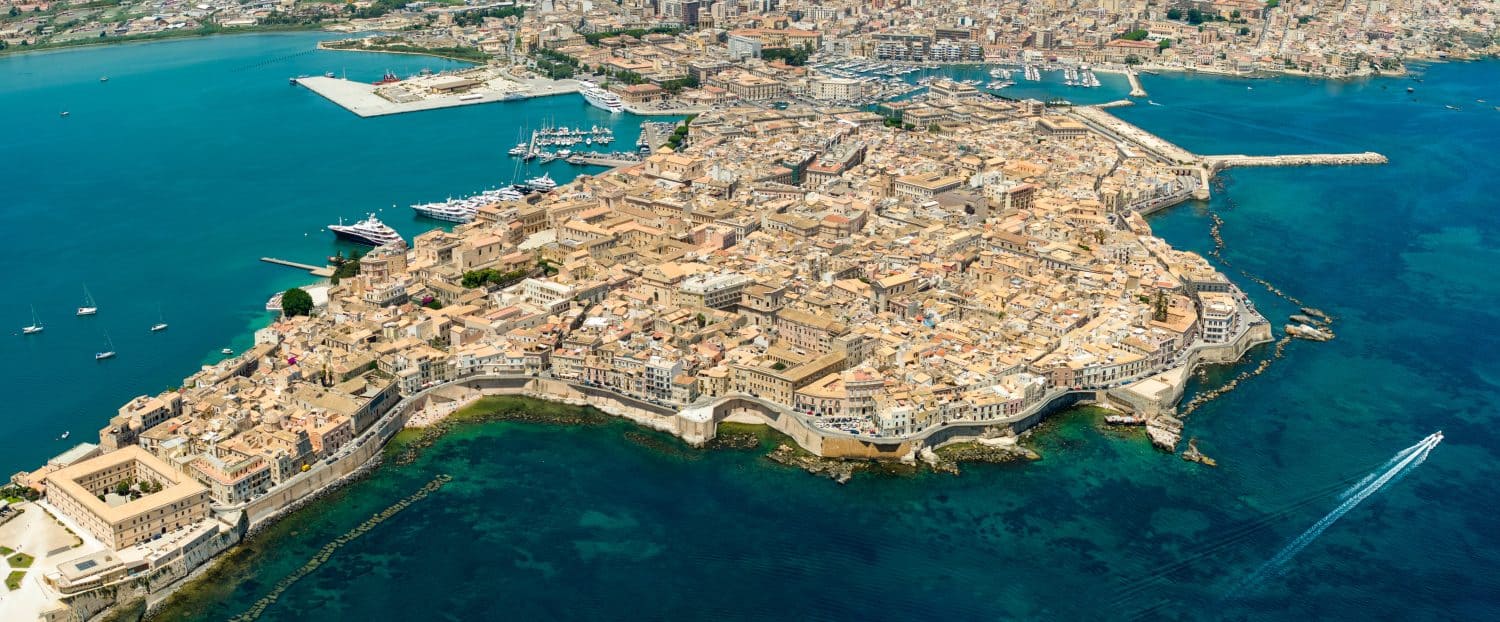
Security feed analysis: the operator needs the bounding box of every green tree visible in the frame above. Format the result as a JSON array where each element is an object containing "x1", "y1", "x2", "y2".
[
  {"x1": 770, "y1": 361, "x2": 787, "y2": 371},
  {"x1": 1121, "y1": 29, "x2": 1149, "y2": 41},
  {"x1": 1125, "y1": 55, "x2": 1143, "y2": 66},
  {"x1": 114, "y1": 480, "x2": 131, "y2": 496},
  {"x1": 1166, "y1": 8, "x2": 1182, "y2": 19},
  {"x1": 1158, "y1": 39, "x2": 1172, "y2": 50},
  {"x1": 330, "y1": 254, "x2": 361, "y2": 284},
  {"x1": 281, "y1": 287, "x2": 314, "y2": 317},
  {"x1": 695, "y1": 313, "x2": 707, "y2": 328},
  {"x1": 1265, "y1": 0, "x2": 1280, "y2": 7}
]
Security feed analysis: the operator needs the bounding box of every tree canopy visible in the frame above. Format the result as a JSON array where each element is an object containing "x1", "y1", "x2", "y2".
[
  {"x1": 761, "y1": 45, "x2": 812, "y2": 66},
  {"x1": 282, "y1": 287, "x2": 314, "y2": 317},
  {"x1": 461, "y1": 268, "x2": 529, "y2": 289}
]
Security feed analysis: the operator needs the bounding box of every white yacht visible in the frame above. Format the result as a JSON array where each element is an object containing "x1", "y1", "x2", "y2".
[
  {"x1": 577, "y1": 80, "x2": 624, "y2": 113},
  {"x1": 150, "y1": 306, "x2": 168, "y2": 332},
  {"x1": 328, "y1": 214, "x2": 404, "y2": 247},
  {"x1": 411, "y1": 187, "x2": 527, "y2": 223},
  {"x1": 22, "y1": 305, "x2": 43, "y2": 334},
  {"x1": 77, "y1": 284, "x2": 98, "y2": 316},
  {"x1": 411, "y1": 199, "x2": 476, "y2": 223},
  {"x1": 524, "y1": 173, "x2": 557, "y2": 192}
]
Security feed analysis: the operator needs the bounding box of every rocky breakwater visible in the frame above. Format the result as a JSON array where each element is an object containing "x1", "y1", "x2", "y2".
[
  {"x1": 767, "y1": 444, "x2": 864, "y2": 484},
  {"x1": 1146, "y1": 414, "x2": 1185, "y2": 452},
  {"x1": 926, "y1": 437, "x2": 1041, "y2": 475},
  {"x1": 1286, "y1": 307, "x2": 1335, "y2": 342}
]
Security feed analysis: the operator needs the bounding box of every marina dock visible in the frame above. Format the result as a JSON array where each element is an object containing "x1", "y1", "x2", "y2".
[{"x1": 262, "y1": 257, "x2": 335, "y2": 278}]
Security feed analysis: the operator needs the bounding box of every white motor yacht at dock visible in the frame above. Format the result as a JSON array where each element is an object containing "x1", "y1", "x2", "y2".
[
  {"x1": 577, "y1": 81, "x2": 624, "y2": 113},
  {"x1": 411, "y1": 187, "x2": 526, "y2": 223},
  {"x1": 328, "y1": 213, "x2": 404, "y2": 247}
]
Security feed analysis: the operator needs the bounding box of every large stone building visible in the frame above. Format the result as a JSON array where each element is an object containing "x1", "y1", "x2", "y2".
[{"x1": 44, "y1": 446, "x2": 211, "y2": 549}]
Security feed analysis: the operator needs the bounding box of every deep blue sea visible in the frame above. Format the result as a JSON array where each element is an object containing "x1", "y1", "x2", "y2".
[{"x1": 5, "y1": 36, "x2": 1499, "y2": 620}]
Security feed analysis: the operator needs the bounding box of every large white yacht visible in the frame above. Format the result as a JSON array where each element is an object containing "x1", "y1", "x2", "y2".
[
  {"x1": 328, "y1": 214, "x2": 404, "y2": 247},
  {"x1": 578, "y1": 80, "x2": 624, "y2": 113}
]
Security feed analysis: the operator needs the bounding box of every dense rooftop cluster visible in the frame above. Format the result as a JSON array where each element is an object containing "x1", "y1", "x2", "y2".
[{"x1": 21, "y1": 98, "x2": 1272, "y2": 512}]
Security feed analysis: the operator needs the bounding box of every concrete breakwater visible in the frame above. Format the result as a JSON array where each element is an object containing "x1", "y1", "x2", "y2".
[
  {"x1": 1203, "y1": 152, "x2": 1389, "y2": 171},
  {"x1": 1126, "y1": 69, "x2": 1148, "y2": 98}
]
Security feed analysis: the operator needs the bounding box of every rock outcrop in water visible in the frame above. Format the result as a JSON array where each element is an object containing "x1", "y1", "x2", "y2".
[{"x1": 1147, "y1": 415, "x2": 1184, "y2": 452}]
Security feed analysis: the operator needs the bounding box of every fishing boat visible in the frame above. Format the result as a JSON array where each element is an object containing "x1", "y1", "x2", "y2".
[
  {"x1": 77, "y1": 285, "x2": 98, "y2": 316},
  {"x1": 22, "y1": 305, "x2": 43, "y2": 335},
  {"x1": 95, "y1": 333, "x2": 116, "y2": 360},
  {"x1": 60, "y1": 431, "x2": 70, "y2": 440},
  {"x1": 221, "y1": 348, "x2": 234, "y2": 355}
]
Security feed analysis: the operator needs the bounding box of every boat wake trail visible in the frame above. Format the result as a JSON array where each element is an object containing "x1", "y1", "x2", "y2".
[{"x1": 1230, "y1": 432, "x2": 1443, "y2": 596}]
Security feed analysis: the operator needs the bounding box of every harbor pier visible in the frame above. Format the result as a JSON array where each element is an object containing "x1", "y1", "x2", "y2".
[
  {"x1": 261, "y1": 257, "x2": 335, "y2": 278},
  {"x1": 1203, "y1": 152, "x2": 1389, "y2": 171},
  {"x1": 295, "y1": 74, "x2": 579, "y2": 118},
  {"x1": 1126, "y1": 68, "x2": 1148, "y2": 98},
  {"x1": 1070, "y1": 106, "x2": 1388, "y2": 201}
]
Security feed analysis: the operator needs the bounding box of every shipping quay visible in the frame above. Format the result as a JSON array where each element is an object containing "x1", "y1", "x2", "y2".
[
  {"x1": 295, "y1": 72, "x2": 580, "y2": 118},
  {"x1": 1069, "y1": 105, "x2": 1388, "y2": 201}
]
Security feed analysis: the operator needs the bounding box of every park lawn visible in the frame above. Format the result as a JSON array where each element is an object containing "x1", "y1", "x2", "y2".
[
  {"x1": 8, "y1": 553, "x2": 34, "y2": 568},
  {"x1": 5, "y1": 571, "x2": 24, "y2": 590}
]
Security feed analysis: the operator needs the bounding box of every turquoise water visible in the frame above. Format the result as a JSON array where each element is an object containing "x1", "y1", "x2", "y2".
[
  {"x1": 6, "y1": 37, "x2": 1500, "y2": 619},
  {"x1": 0, "y1": 33, "x2": 658, "y2": 467}
]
